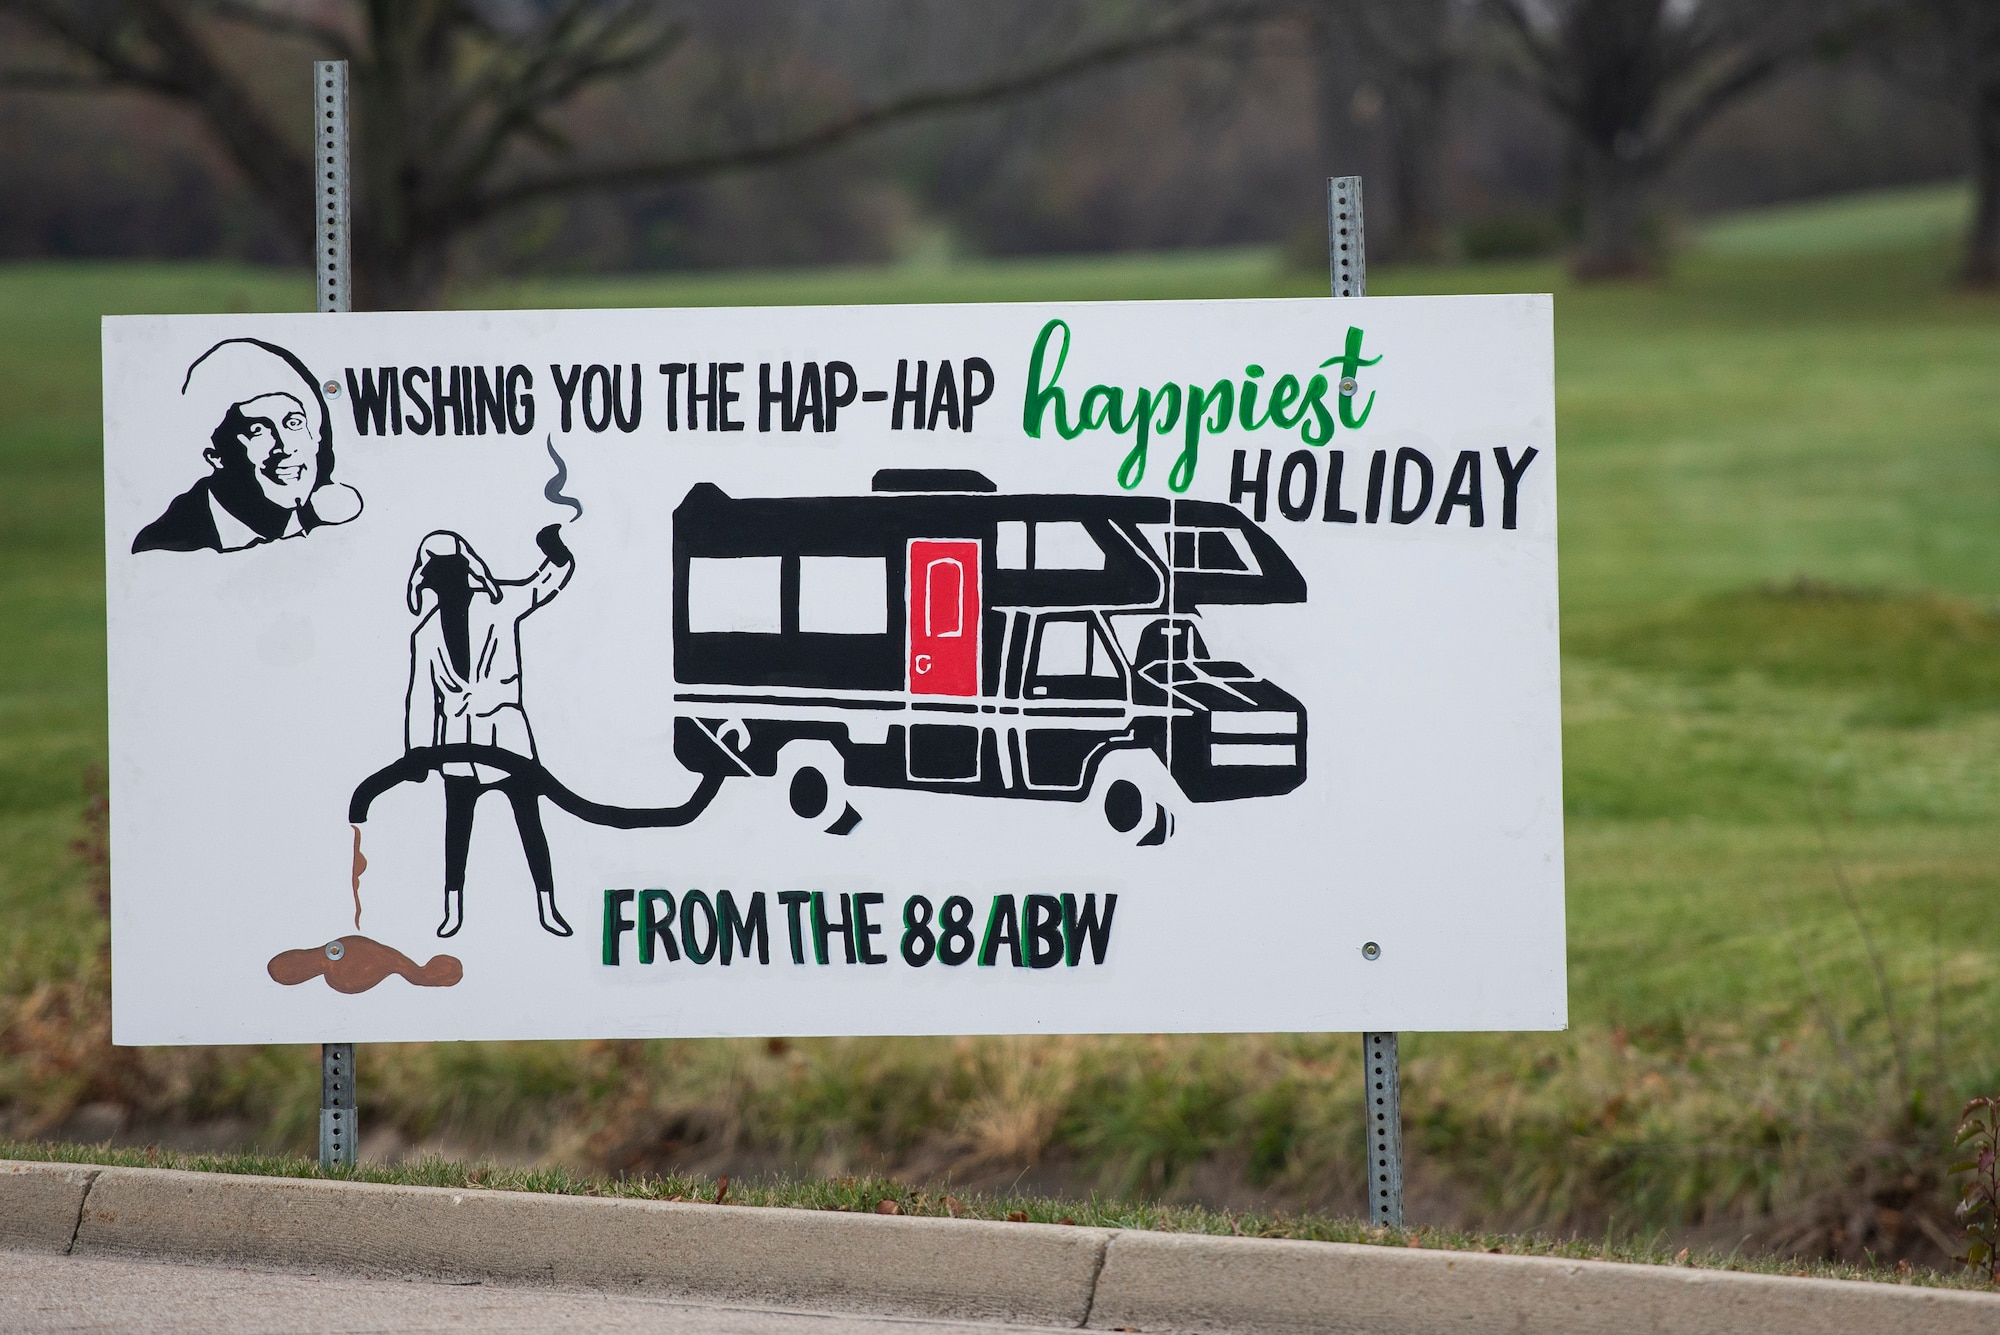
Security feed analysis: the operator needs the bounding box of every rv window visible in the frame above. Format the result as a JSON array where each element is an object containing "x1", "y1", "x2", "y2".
[
  {"x1": 686, "y1": 557, "x2": 782, "y2": 633},
  {"x1": 1168, "y1": 529, "x2": 1250, "y2": 573},
  {"x1": 1034, "y1": 521, "x2": 1105, "y2": 570},
  {"x1": 798, "y1": 556, "x2": 887, "y2": 634},
  {"x1": 996, "y1": 521, "x2": 1028, "y2": 569},
  {"x1": 1036, "y1": 618, "x2": 1089, "y2": 675},
  {"x1": 1029, "y1": 616, "x2": 1124, "y2": 698}
]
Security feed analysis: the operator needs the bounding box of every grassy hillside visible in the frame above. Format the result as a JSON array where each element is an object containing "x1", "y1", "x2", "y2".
[{"x1": 2, "y1": 194, "x2": 1997, "y2": 1263}]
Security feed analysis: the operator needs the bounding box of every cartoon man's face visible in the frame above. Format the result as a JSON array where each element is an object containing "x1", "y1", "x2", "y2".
[{"x1": 210, "y1": 392, "x2": 317, "y2": 511}]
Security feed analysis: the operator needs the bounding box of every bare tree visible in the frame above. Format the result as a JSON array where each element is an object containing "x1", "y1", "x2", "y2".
[
  {"x1": 1484, "y1": 0, "x2": 1835, "y2": 277},
  {"x1": 1879, "y1": 0, "x2": 2000, "y2": 287},
  {"x1": 1946, "y1": 0, "x2": 2000, "y2": 287},
  {"x1": 1311, "y1": 0, "x2": 1475, "y2": 262},
  {"x1": 0, "y1": 1, "x2": 1267, "y2": 307}
]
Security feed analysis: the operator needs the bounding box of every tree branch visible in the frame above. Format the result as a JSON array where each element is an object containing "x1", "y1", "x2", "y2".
[
  {"x1": 1, "y1": 0, "x2": 177, "y2": 95},
  {"x1": 1480, "y1": 0, "x2": 1586, "y2": 123},
  {"x1": 64, "y1": 0, "x2": 317, "y2": 241},
  {"x1": 1645, "y1": 45, "x2": 1785, "y2": 169},
  {"x1": 200, "y1": 0, "x2": 356, "y2": 60},
  {"x1": 432, "y1": 3, "x2": 686, "y2": 211},
  {"x1": 454, "y1": 2, "x2": 1272, "y2": 229},
  {"x1": 0, "y1": 65, "x2": 111, "y2": 90}
]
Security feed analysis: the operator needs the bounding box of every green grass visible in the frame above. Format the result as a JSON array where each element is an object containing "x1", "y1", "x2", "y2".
[
  {"x1": 486, "y1": 244, "x2": 1308, "y2": 308},
  {"x1": 1699, "y1": 182, "x2": 1971, "y2": 259},
  {"x1": 0, "y1": 1138, "x2": 1980, "y2": 1289},
  {"x1": 3, "y1": 193, "x2": 2000, "y2": 1267}
]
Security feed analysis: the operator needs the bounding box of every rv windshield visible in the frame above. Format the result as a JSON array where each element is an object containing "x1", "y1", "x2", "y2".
[
  {"x1": 1133, "y1": 618, "x2": 1209, "y2": 667},
  {"x1": 1200, "y1": 660, "x2": 1254, "y2": 679},
  {"x1": 1127, "y1": 618, "x2": 1261, "y2": 686}
]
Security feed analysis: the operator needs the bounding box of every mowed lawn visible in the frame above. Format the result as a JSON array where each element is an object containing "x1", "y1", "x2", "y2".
[{"x1": 3, "y1": 186, "x2": 1998, "y2": 1243}]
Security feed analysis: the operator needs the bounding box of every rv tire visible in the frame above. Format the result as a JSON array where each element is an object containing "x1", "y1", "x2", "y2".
[
  {"x1": 1104, "y1": 779, "x2": 1144, "y2": 834},
  {"x1": 789, "y1": 767, "x2": 829, "y2": 820},
  {"x1": 1093, "y1": 755, "x2": 1175, "y2": 845},
  {"x1": 776, "y1": 742, "x2": 861, "y2": 835}
]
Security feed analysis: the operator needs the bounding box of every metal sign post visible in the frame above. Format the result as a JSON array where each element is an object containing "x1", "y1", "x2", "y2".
[
  {"x1": 1328, "y1": 175, "x2": 1405, "y2": 1228},
  {"x1": 316, "y1": 58, "x2": 356, "y2": 1170},
  {"x1": 316, "y1": 60, "x2": 351, "y2": 316}
]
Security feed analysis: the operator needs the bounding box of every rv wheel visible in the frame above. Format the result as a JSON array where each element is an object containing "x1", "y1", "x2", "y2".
[
  {"x1": 1103, "y1": 780, "x2": 1144, "y2": 834},
  {"x1": 777, "y1": 744, "x2": 862, "y2": 836},
  {"x1": 1096, "y1": 764, "x2": 1176, "y2": 846},
  {"x1": 789, "y1": 767, "x2": 829, "y2": 820}
]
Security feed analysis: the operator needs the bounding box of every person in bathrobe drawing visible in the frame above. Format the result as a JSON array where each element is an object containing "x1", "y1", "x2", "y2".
[{"x1": 405, "y1": 524, "x2": 574, "y2": 938}]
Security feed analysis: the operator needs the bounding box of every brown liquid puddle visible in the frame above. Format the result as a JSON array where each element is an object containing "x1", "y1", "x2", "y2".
[{"x1": 268, "y1": 935, "x2": 462, "y2": 993}]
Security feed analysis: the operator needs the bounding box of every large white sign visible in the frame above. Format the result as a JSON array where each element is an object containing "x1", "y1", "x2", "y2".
[{"x1": 103, "y1": 295, "x2": 1563, "y2": 1045}]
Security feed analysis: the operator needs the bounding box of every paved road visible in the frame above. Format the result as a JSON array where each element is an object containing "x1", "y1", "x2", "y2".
[{"x1": 0, "y1": 1251, "x2": 1070, "y2": 1335}]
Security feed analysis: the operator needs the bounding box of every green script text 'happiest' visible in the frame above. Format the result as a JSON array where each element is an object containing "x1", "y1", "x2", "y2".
[{"x1": 1020, "y1": 318, "x2": 1380, "y2": 493}]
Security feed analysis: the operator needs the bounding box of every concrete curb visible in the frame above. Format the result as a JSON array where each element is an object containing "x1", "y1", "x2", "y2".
[
  {"x1": 1087, "y1": 1228, "x2": 2000, "y2": 1335},
  {"x1": 5, "y1": 1159, "x2": 1999, "y2": 1333},
  {"x1": 64, "y1": 1163, "x2": 1108, "y2": 1326},
  {"x1": 0, "y1": 1160, "x2": 96, "y2": 1252}
]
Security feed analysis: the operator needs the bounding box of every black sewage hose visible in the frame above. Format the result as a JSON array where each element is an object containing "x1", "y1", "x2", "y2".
[{"x1": 348, "y1": 744, "x2": 725, "y2": 829}]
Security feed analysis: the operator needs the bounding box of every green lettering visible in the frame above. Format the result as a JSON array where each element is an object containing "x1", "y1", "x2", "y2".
[
  {"x1": 1023, "y1": 319, "x2": 1082, "y2": 440},
  {"x1": 603, "y1": 888, "x2": 635, "y2": 966},
  {"x1": 1115, "y1": 388, "x2": 1148, "y2": 489},
  {"x1": 1114, "y1": 384, "x2": 1185, "y2": 491},
  {"x1": 1300, "y1": 374, "x2": 1335, "y2": 446},
  {"x1": 1152, "y1": 382, "x2": 1183, "y2": 437},
  {"x1": 979, "y1": 894, "x2": 1023, "y2": 967},
  {"x1": 1020, "y1": 319, "x2": 1373, "y2": 490},
  {"x1": 1321, "y1": 326, "x2": 1382, "y2": 431},
  {"x1": 1323, "y1": 325, "x2": 1384, "y2": 381},
  {"x1": 1238, "y1": 365, "x2": 1268, "y2": 431},
  {"x1": 1080, "y1": 384, "x2": 1122, "y2": 431},
  {"x1": 1175, "y1": 379, "x2": 1233, "y2": 494},
  {"x1": 1267, "y1": 374, "x2": 1303, "y2": 428},
  {"x1": 638, "y1": 888, "x2": 678, "y2": 964}
]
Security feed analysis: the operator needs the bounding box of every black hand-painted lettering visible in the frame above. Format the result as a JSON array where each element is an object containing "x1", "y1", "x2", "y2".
[
  {"x1": 1494, "y1": 446, "x2": 1538, "y2": 530},
  {"x1": 551, "y1": 363, "x2": 583, "y2": 433},
  {"x1": 1230, "y1": 448, "x2": 1271, "y2": 522}
]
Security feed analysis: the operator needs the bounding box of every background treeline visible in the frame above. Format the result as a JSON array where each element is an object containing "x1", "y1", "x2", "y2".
[{"x1": 0, "y1": 0, "x2": 1975, "y2": 286}]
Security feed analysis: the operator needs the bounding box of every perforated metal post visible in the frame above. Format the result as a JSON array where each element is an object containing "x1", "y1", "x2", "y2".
[
  {"x1": 1328, "y1": 175, "x2": 1365, "y2": 299},
  {"x1": 1364, "y1": 1031, "x2": 1404, "y2": 1225},
  {"x1": 1331, "y1": 175, "x2": 1404, "y2": 1227},
  {"x1": 316, "y1": 58, "x2": 356, "y2": 1171},
  {"x1": 315, "y1": 60, "x2": 351, "y2": 315},
  {"x1": 320, "y1": 1040, "x2": 355, "y2": 1168}
]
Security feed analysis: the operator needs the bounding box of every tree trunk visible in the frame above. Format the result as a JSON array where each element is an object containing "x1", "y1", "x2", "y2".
[
  {"x1": 1965, "y1": 78, "x2": 2000, "y2": 290},
  {"x1": 1386, "y1": 68, "x2": 1450, "y2": 263},
  {"x1": 1571, "y1": 143, "x2": 1654, "y2": 280},
  {"x1": 354, "y1": 234, "x2": 447, "y2": 312}
]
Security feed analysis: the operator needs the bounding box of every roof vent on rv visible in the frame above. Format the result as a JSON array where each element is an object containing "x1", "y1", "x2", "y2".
[{"x1": 871, "y1": 469, "x2": 997, "y2": 494}]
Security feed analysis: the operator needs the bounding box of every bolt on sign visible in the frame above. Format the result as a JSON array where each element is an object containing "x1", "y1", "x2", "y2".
[{"x1": 102, "y1": 295, "x2": 1563, "y2": 1044}]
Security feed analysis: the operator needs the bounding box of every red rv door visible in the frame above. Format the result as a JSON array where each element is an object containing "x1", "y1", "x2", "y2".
[{"x1": 907, "y1": 539, "x2": 980, "y2": 696}]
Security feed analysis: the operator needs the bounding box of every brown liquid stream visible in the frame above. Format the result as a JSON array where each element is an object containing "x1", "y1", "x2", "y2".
[
  {"x1": 350, "y1": 824, "x2": 368, "y2": 929},
  {"x1": 268, "y1": 935, "x2": 462, "y2": 993}
]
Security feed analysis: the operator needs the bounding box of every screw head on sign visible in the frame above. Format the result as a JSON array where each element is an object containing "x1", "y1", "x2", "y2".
[
  {"x1": 324, "y1": 380, "x2": 340, "y2": 397},
  {"x1": 1361, "y1": 941, "x2": 1381, "y2": 961},
  {"x1": 1339, "y1": 377, "x2": 1360, "y2": 397},
  {"x1": 324, "y1": 940, "x2": 345, "y2": 961}
]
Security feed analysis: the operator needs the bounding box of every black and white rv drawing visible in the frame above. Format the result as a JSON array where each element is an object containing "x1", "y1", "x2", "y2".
[
  {"x1": 348, "y1": 467, "x2": 1310, "y2": 910},
  {"x1": 670, "y1": 469, "x2": 1309, "y2": 845}
]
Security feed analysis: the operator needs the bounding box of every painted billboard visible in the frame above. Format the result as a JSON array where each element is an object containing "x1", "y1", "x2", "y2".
[{"x1": 103, "y1": 294, "x2": 1563, "y2": 1043}]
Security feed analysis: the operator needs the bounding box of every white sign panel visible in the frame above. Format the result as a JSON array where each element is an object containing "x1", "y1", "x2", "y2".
[{"x1": 103, "y1": 295, "x2": 1563, "y2": 1045}]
